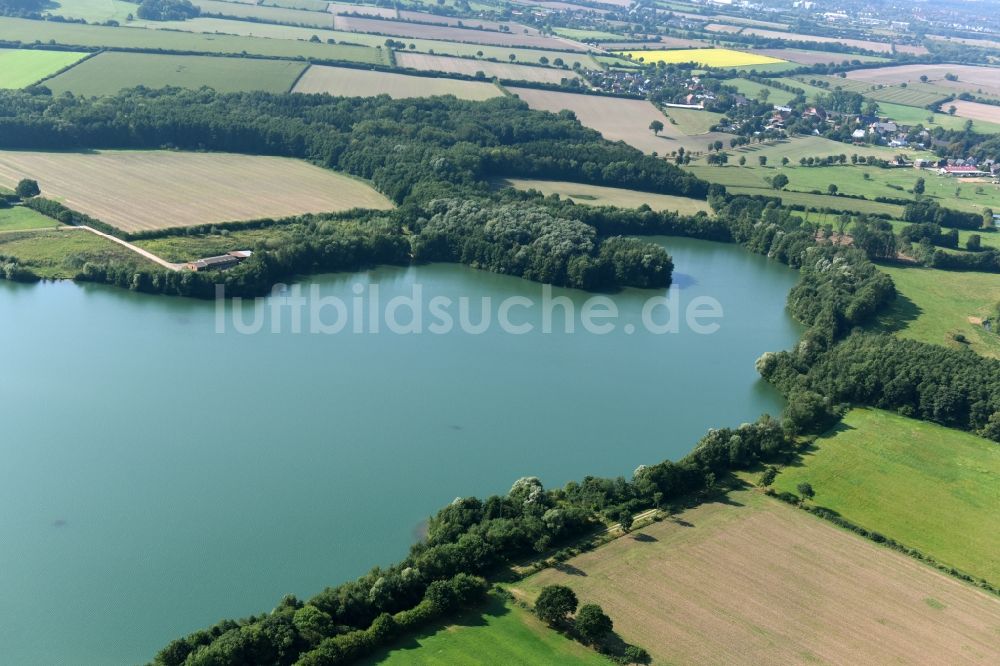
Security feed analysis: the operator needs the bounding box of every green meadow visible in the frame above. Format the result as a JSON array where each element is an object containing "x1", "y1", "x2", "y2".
[
  {"x1": 773, "y1": 408, "x2": 1000, "y2": 584},
  {"x1": 360, "y1": 593, "x2": 607, "y2": 665},
  {"x1": 0, "y1": 48, "x2": 88, "y2": 89},
  {"x1": 45, "y1": 52, "x2": 308, "y2": 95},
  {"x1": 0, "y1": 206, "x2": 63, "y2": 232}
]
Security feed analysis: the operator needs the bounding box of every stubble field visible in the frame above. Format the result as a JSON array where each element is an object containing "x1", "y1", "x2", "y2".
[
  {"x1": 394, "y1": 52, "x2": 579, "y2": 84},
  {"x1": 293, "y1": 65, "x2": 502, "y2": 100},
  {"x1": 0, "y1": 150, "x2": 394, "y2": 232}
]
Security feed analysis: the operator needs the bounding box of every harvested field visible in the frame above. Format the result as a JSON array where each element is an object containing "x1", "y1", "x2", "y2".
[
  {"x1": 750, "y1": 47, "x2": 887, "y2": 65},
  {"x1": 395, "y1": 52, "x2": 579, "y2": 84},
  {"x1": 396, "y1": 11, "x2": 534, "y2": 33},
  {"x1": 508, "y1": 87, "x2": 730, "y2": 154},
  {"x1": 328, "y1": 2, "x2": 397, "y2": 17},
  {"x1": 498, "y1": 178, "x2": 712, "y2": 214},
  {"x1": 0, "y1": 48, "x2": 88, "y2": 89},
  {"x1": 947, "y1": 99, "x2": 1000, "y2": 123},
  {"x1": 513, "y1": 490, "x2": 1000, "y2": 665},
  {"x1": 192, "y1": 0, "x2": 335, "y2": 28},
  {"x1": 704, "y1": 23, "x2": 742, "y2": 34},
  {"x1": 293, "y1": 65, "x2": 501, "y2": 100},
  {"x1": 44, "y1": 52, "x2": 307, "y2": 95},
  {"x1": 0, "y1": 150, "x2": 393, "y2": 233},
  {"x1": 845, "y1": 63, "x2": 1000, "y2": 97},
  {"x1": 739, "y1": 27, "x2": 927, "y2": 55},
  {"x1": 617, "y1": 47, "x2": 785, "y2": 68},
  {"x1": 333, "y1": 15, "x2": 583, "y2": 50}
]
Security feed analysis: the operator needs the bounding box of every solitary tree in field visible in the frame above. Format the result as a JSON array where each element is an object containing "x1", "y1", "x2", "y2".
[
  {"x1": 828, "y1": 183, "x2": 838, "y2": 195},
  {"x1": 781, "y1": 156, "x2": 789, "y2": 166},
  {"x1": 648, "y1": 120, "x2": 663, "y2": 136},
  {"x1": 758, "y1": 155, "x2": 767, "y2": 167},
  {"x1": 738, "y1": 155, "x2": 746, "y2": 166},
  {"x1": 983, "y1": 207, "x2": 995, "y2": 230},
  {"x1": 914, "y1": 177, "x2": 925, "y2": 195},
  {"x1": 509, "y1": 53, "x2": 516, "y2": 62},
  {"x1": 771, "y1": 173, "x2": 789, "y2": 190},
  {"x1": 796, "y1": 482, "x2": 815, "y2": 500},
  {"x1": 575, "y1": 604, "x2": 613, "y2": 645},
  {"x1": 535, "y1": 585, "x2": 578, "y2": 626},
  {"x1": 539, "y1": 56, "x2": 549, "y2": 65},
  {"x1": 948, "y1": 105, "x2": 957, "y2": 115},
  {"x1": 15, "y1": 179, "x2": 39, "y2": 198}
]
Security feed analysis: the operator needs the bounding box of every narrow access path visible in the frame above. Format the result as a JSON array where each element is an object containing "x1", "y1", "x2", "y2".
[{"x1": 72, "y1": 225, "x2": 183, "y2": 271}]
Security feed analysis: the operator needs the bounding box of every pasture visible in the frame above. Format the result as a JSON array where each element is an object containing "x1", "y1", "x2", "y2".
[
  {"x1": 360, "y1": 593, "x2": 607, "y2": 665},
  {"x1": 0, "y1": 48, "x2": 88, "y2": 89},
  {"x1": 875, "y1": 264, "x2": 1000, "y2": 358},
  {"x1": 725, "y1": 77, "x2": 797, "y2": 106},
  {"x1": 0, "y1": 150, "x2": 393, "y2": 233},
  {"x1": 0, "y1": 228, "x2": 156, "y2": 278},
  {"x1": 866, "y1": 83, "x2": 953, "y2": 107},
  {"x1": 293, "y1": 65, "x2": 501, "y2": 100},
  {"x1": 44, "y1": 52, "x2": 307, "y2": 95},
  {"x1": 552, "y1": 27, "x2": 624, "y2": 41},
  {"x1": 617, "y1": 47, "x2": 785, "y2": 68},
  {"x1": 394, "y1": 52, "x2": 579, "y2": 84},
  {"x1": 662, "y1": 107, "x2": 724, "y2": 134},
  {"x1": 0, "y1": 17, "x2": 388, "y2": 64},
  {"x1": 329, "y1": 2, "x2": 397, "y2": 17},
  {"x1": 773, "y1": 408, "x2": 1000, "y2": 583},
  {"x1": 876, "y1": 102, "x2": 1000, "y2": 136},
  {"x1": 498, "y1": 178, "x2": 713, "y2": 214},
  {"x1": 513, "y1": 490, "x2": 1000, "y2": 665},
  {"x1": 43, "y1": 0, "x2": 138, "y2": 23},
  {"x1": 0, "y1": 206, "x2": 63, "y2": 232},
  {"x1": 509, "y1": 87, "x2": 731, "y2": 154},
  {"x1": 191, "y1": 0, "x2": 335, "y2": 28}
]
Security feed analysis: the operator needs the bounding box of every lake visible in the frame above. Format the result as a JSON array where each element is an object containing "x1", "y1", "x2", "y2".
[{"x1": 0, "y1": 237, "x2": 802, "y2": 664}]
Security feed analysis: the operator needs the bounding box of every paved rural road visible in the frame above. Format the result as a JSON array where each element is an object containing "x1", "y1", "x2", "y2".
[{"x1": 72, "y1": 226, "x2": 182, "y2": 271}]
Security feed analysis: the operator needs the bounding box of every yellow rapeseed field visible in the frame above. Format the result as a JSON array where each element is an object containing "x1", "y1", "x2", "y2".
[{"x1": 616, "y1": 48, "x2": 786, "y2": 67}]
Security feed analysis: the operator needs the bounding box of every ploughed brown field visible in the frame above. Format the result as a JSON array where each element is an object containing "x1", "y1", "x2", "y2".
[
  {"x1": 513, "y1": 490, "x2": 1000, "y2": 665},
  {"x1": 395, "y1": 52, "x2": 579, "y2": 84},
  {"x1": 0, "y1": 150, "x2": 393, "y2": 232},
  {"x1": 508, "y1": 87, "x2": 730, "y2": 154}
]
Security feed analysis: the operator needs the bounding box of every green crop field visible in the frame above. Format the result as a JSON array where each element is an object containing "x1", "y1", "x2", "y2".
[
  {"x1": 662, "y1": 107, "x2": 724, "y2": 134},
  {"x1": 0, "y1": 228, "x2": 156, "y2": 278},
  {"x1": 0, "y1": 206, "x2": 63, "y2": 232},
  {"x1": 725, "y1": 77, "x2": 797, "y2": 106},
  {"x1": 772, "y1": 76, "x2": 830, "y2": 101},
  {"x1": 0, "y1": 17, "x2": 387, "y2": 64},
  {"x1": 865, "y1": 84, "x2": 952, "y2": 107},
  {"x1": 45, "y1": 52, "x2": 308, "y2": 95},
  {"x1": 876, "y1": 102, "x2": 1000, "y2": 135},
  {"x1": 498, "y1": 178, "x2": 714, "y2": 214},
  {"x1": 874, "y1": 263, "x2": 1000, "y2": 358},
  {"x1": 360, "y1": 592, "x2": 606, "y2": 665},
  {"x1": 773, "y1": 408, "x2": 1000, "y2": 584},
  {"x1": 43, "y1": 0, "x2": 138, "y2": 23},
  {"x1": 552, "y1": 27, "x2": 624, "y2": 41},
  {"x1": 192, "y1": 0, "x2": 335, "y2": 28},
  {"x1": 0, "y1": 48, "x2": 89, "y2": 89}
]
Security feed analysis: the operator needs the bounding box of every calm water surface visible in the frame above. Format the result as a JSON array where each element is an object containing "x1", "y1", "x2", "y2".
[{"x1": 0, "y1": 237, "x2": 801, "y2": 664}]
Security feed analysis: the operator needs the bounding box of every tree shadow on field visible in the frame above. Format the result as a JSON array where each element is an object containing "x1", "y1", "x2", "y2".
[
  {"x1": 631, "y1": 533, "x2": 658, "y2": 543},
  {"x1": 782, "y1": 421, "x2": 855, "y2": 470},
  {"x1": 358, "y1": 593, "x2": 511, "y2": 663},
  {"x1": 868, "y1": 289, "x2": 922, "y2": 335},
  {"x1": 553, "y1": 562, "x2": 588, "y2": 576}
]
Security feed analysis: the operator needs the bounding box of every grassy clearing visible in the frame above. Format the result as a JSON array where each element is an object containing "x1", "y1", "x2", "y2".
[
  {"x1": 0, "y1": 150, "x2": 393, "y2": 233},
  {"x1": 618, "y1": 47, "x2": 785, "y2": 68},
  {"x1": 773, "y1": 408, "x2": 1000, "y2": 583},
  {"x1": 0, "y1": 206, "x2": 63, "y2": 232},
  {"x1": 135, "y1": 227, "x2": 281, "y2": 262},
  {"x1": 0, "y1": 16, "x2": 387, "y2": 64},
  {"x1": 513, "y1": 489, "x2": 1000, "y2": 665},
  {"x1": 293, "y1": 65, "x2": 501, "y2": 100},
  {"x1": 0, "y1": 228, "x2": 155, "y2": 278},
  {"x1": 552, "y1": 27, "x2": 624, "y2": 41},
  {"x1": 874, "y1": 263, "x2": 1000, "y2": 358},
  {"x1": 498, "y1": 178, "x2": 713, "y2": 214},
  {"x1": 44, "y1": 52, "x2": 307, "y2": 95},
  {"x1": 725, "y1": 77, "x2": 797, "y2": 105},
  {"x1": 661, "y1": 107, "x2": 723, "y2": 134},
  {"x1": 359, "y1": 592, "x2": 606, "y2": 665},
  {"x1": 0, "y1": 48, "x2": 88, "y2": 89}
]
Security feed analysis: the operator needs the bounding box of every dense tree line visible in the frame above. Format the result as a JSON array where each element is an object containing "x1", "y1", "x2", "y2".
[
  {"x1": 903, "y1": 200, "x2": 985, "y2": 231},
  {"x1": 134, "y1": 0, "x2": 199, "y2": 21}
]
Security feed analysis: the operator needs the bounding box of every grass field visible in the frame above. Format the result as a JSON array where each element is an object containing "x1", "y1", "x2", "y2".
[
  {"x1": 0, "y1": 48, "x2": 88, "y2": 89},
  {"x1": 725, "y1": 77, "x2": 797, "y2": 106},
  {"x1": 293, "y1": 65, "x2": 501, "y2": 100},
  {"x1": 773, "y1": 408, "x2": 1000, "y2": 583},
  {"x1": 0, "y1": 16, "x2": 387, "y2": 64},
  {"x1": 661, "y1": 107, "x2": 723, "y2": 134},
  {"x1": 875, "y1": 102, "x2": 1000, "y2": 136},
  {"x1": 552, "y1": 27, "x2": 624, "y2": 41},
  {"x1": 0, "y1": 150, "x2": 393, "y2": 233},
  {"x1": 44, "y1": 0, "x2": 138, "y2": 22},
  {"x1": 509, "y1": 87, "x2": 731, "y2": 155},
  {"x1": 498, "y1": 178, "x2": 713, "y2": 214},
  {"x1": 335, "y1": 15, "x2": 578, "y2": 50},
  {"x1": 866, "y1": 83, "x2": 952, "y2": 107},
  {"x1": 0, "y1": 228, "x2": 156, "y2": 278},
  {"x1": 395, "y1": 52, "x2": 579, "y2": 84},
  {"x1": 513, "y1": 489, "x2": 1000, "y2": 665},
  {"x1": 618, "y1": 47, "x2": 785, "y2": 68},
  {"x1": 44, "y1": 52, "x2": 307, "y2": 95},
  {"x1": 0, "y1": 206, "x2": 63, "y2": 232},
  {"x1": 875, "y1": 264, "x2": 1000, "y2": 358},
  {"x1": 360, "y1": 592, "x2": 607, "y2": 665},
  {"x1": 192, "y1": 0, "x2": 335, "y2": 28}
]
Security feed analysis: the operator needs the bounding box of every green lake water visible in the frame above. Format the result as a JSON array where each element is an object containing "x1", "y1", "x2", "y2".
[{"x1": 0, "y1": 237, "x2": 802, "y2": 664}]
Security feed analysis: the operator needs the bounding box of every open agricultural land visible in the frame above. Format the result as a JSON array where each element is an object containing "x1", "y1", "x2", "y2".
[
  {"x1": 0, "y1": 48, "x2": 88, "y2": 89},
  {"x1": 0, "y1": 151, "x2": 393, "y2": 233},
  {"x1": 773, "y1": 408, "x2": 1000, "y2": 583},
  {"x1": 736, "y1": 27, "x2": 928, "y2": 55},
  {"x1": 293, "y1": 65, "x2": 501, "y2": 100},
  {"x1": 749, "y1": 48, "x2": 887, "y2": 66},
  {"x1": 508, "y1": 87, "x2": 730, "y2": 154},
  {"x1": 844, "y1": 64, "x2": 1000, "y2": 97},
  {"x1": 44, "y1": 52, "x2": 308, "y2": 96},
  {"x1": 0, "y1": 227, "x2": 157, "y2": 278},
  {"x1": 617, "y1": 47, "x2": 785, "y2": 68},
  {"x1": 948, "y1": 100, "x2": 1000, "y2": 124},
  {"x1": 498, "y1": 178, "x2": 713, "y2": 214},
  {"x1": 334, "y1": 15, "x2": 583, "y2": 50},
  {"x1": 875, "y1": 264, "x2": 1000, "y2": 358},
  {"x1": 0, "y1": 205, "x2": 63, "y2": 232},
  {"x1": 360, "y1": 593, "x2": 607, "y2": 665},
  {"x1": 395, "y1": 52, "x2": 579, "y2": 84},
  {"x1": 513, "y1": 490, "x2": 1000, "y2": 665}
]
